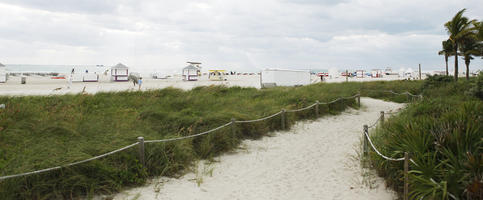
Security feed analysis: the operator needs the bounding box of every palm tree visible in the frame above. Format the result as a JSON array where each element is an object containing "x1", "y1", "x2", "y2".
[
  {"x1": 438, "y1": 39, "x2": 454, "y2": 76},
  {"x1": 444, "y1": 9, "x2": 476, "y2": 81},
  {"x1": 459, "y1": 37, "x2": 479, "y2": 80},
  {"x1": 475, "y1": 21, "x2": 483, "y2": 58}
]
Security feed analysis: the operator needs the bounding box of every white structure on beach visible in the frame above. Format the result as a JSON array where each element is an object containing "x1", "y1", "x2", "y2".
[
  {"x1": 111, "y1": 63, "x2": 129, "y2": 82},
  {"x1": 0, "y1": 63, "x2": 7, "y2": 83},
  {"x1": 371, "y1": 69, "x2": 384, "y2": 78},
  {"x1": 260, "y1": 68, "x2": 311, "y2": 88},
  {"x1": 356, "y1": 70, "x2": 364, "y2": 78},
  {"x1": 182, "y1": 62, "x2": 201, "y2": 81}
]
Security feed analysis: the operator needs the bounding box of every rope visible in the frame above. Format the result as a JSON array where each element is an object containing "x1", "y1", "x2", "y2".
[
  {"x1": 286, "y1": 103, "x2": 317, "y2": 113},
  {"x1": 364, "y1": 90, "x2": 423, "y2": 98},
  {"x1": 318, "y1": 97, "x2": 341, "y2": 105},
  {"x1": 0, "y1": 142, "x2": 139, "y2": 181},
  {"x1": 341, "y1": 94, "x2": 360, "y2": 100},
  {"x1": 384, "y1": 111, "x2": 399, "y2": 115},
  {"x1": 0, "y1": 94, "x2": 360, "y2": 181},
  {"x1": 367, "y1": 116, "x2": 381, "y2": 129},
  {"x1": 235, "y1": 111, "x2": 283, "y2": 123},
  {"x1": 364, "y1": 130, "x2": 405, "y2": 161},
  {"x1": 145, "y1": 122, "x2": 233, "y2": 143}
]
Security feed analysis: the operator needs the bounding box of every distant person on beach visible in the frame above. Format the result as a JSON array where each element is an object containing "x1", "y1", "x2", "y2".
[
  {"x1": 68, "y1": 75, "x2": 73, "y2": 89},
  {"x1": 138, "y1": 77, "x2": 143, "y2": 90},
  {"x1": 128, "y1": 74, "x2": 137, "y2": 86}
]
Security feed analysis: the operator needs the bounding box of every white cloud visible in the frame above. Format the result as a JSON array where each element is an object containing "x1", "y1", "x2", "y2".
[{"x1": 0, "y1": 0, "x2": 481, "y2": 72}]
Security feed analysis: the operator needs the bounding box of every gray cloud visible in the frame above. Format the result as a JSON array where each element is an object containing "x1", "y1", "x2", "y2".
[
  {"x1": 0, "y1": 0, "x2": 120, "y2": 14},
  {"x1": 0, "y1": 0, "x2": 481, "y2": 72}
]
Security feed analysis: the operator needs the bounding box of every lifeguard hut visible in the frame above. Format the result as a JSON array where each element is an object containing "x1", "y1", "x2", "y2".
[
  {"x1": 182, "y1": 62, "x2": 201, "y2": 81},
  {"x1": 111, "y1": 63, "x2": 129, "y2": 81},
  {"x1": 209, "y1": 70, "x2": 227, "y2": 81}
]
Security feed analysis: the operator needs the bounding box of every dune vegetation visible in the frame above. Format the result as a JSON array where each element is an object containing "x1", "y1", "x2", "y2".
[
  {"x1": 368, "y1": 74, "x2": 482, "y2": 199},
  {"x1": 0, "y1": 81, "x2": 388, "y2": 199},
  {"x1": 2, "y1": 77, "x2": 473, "y2": 199}
]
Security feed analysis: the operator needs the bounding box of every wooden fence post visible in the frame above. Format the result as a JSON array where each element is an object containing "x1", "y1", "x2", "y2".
[
  {"x1": 404, "y1": 152, "x2": 409, "y2": 200},
  {"x1": 315, "y1": 101, "x2": 319, "y2": 118},
  {"x1": 363, "y1": 125, "x2": 368, "y2": 157},
  {"x1": 231, "y1": 118, "x2": 236, "y2": 145},
  {"x1": 380, "y1": 111, "x2": 385, "y2": 126},
  {"x1": 137, "y1": 136, "x2": 145, "y2": 167},
  {"x1": 357, "y1": 93, "x2": 361, "y2": 107},
  {"x1": 407, "y1": 93, "x2": 410, "y2": 102},
  {"x1": 281, "y1": 109, "x2": 286, "y2": 130}
]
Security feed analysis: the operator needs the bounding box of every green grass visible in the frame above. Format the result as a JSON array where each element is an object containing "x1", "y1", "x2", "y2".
[
  {"x1": 368, "y1": 75, "x2": 482, "y2": 199},
  {"x1": 0, "y1": 81, "x2": 379, "y2": 199},
  {"x1": 0, "y1": 78, "x2": 442, "y2": 199}
]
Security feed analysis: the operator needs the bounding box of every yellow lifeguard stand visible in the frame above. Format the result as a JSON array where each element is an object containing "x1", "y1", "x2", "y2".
[{"x1": 208, "y1": 70, "x2": 227, "y2": 81}]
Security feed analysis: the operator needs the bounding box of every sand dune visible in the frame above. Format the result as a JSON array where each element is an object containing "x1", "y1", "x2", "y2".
[{"x1": 108, "y1": 98, "x2": 403, "y2": 200}]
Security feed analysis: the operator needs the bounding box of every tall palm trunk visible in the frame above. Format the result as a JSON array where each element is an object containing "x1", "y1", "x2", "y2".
[
  {"x1": 445, "y1": 54, "x2": 449, "y2": 76},
  {"x1": 454, "y1": 44, "x2": 458, "y2": 81},
  {"x1": 465, "y1": 58, "x2": 470, "y2": 80}
]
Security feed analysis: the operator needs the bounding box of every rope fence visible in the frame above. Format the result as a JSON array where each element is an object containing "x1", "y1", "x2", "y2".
[
  {"x1": 363, "y1": 90, "x2": 423, "y2": 102},
  {"x1": 0, "y1": 142, "x2": 139, "y2": 181},
  {"x1": 0, "y1": 93, "x2": 363, "y2": 181},
  {"x1": 361, "y1": 91, "x2": 424, "y2": 200}
]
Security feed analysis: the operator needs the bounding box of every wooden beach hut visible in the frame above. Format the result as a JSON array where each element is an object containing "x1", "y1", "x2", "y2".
[
  {"x1": 182, "y1": 65, "x2": 199, "y2": 81},
  {"x1": 182, "y1": 62, "x2": 201, "y2": 81},
  {"x1": 111, "y1": 63, "x2": 129, "y2": 81}
]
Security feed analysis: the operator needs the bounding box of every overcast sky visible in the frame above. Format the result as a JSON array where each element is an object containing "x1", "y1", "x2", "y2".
[{"x1": 0, "y1": 0, "x2": 482, "y2": 72}]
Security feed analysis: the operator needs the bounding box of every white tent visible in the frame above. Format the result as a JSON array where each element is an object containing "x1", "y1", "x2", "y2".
[
  {"x1": 111, "y1": 63, "x2": 129, "y2": 81},
  {"x1": 260, "y1": 68, "x2": 311, "y2": 88}
]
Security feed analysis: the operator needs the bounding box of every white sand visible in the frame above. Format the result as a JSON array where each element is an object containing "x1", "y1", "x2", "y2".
[
  {"x1": 108, "y1": 98, "x2": 404, "y2": 200},
  {"x1": 0, "y1": 74, "x2": 411, "y2": 96}
]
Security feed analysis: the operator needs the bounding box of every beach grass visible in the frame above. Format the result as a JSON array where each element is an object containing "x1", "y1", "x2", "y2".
[
  {"x1": 368, "y1": 74, "x2": 482, "y2": 199},
  {"x1": 0, "y1": 82, "x2": 359, "y2": 199},
  {"x1": 0, "y1": 79, "x2": 428, "y2": 199}
]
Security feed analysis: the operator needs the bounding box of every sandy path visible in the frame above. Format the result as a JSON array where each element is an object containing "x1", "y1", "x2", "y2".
[{"x1": 106, "y1": 98, "x2": 404, "y2": 200}]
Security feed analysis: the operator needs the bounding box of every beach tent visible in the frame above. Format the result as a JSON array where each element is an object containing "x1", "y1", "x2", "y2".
[
  {"x1": 182, "y1": 65, "x2": 199, "y2": 81},
  {"x1": 0, "y1": 63, "x2": 7, "y2": 83},
  {"x1": 111, "y1": 63, "x2": 129, "y2": 81},
  {"x1": 208, "y1": 70, "x2": 227, "y2": 81},
  {"x1": 260, "y1": 68, "x2": 311, "y2": 88}
]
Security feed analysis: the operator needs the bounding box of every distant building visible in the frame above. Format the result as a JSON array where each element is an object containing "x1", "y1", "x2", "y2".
[{"x1": 111, "y1": 63, "x2": 129, "y2": 81}]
